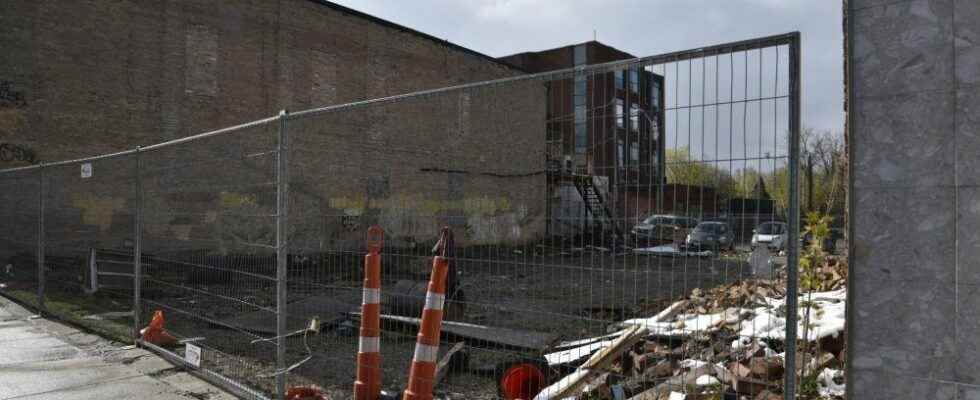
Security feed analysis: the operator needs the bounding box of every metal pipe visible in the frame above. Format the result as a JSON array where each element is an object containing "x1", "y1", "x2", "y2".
[
  {"x1": 275, "y1": 109, "x2": 289, "y2": 399},
  {"x1": 140, "y1": 116, "x2": 279, "y2": 152},
  {"x1": 0, "y1": 116, "x2": 278, "y2": 175},
  {"x1": 134, "y1": 147, "x2": 143, "y2": 343},
  {"x1": 36, "y1": 166, "x2": 45, "y2": 311},
  {"x1": 783, "y1": 31, "x2": 802, "y2": 400}
]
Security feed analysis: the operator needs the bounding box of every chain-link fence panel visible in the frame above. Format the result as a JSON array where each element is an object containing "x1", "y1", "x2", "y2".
[
  {"x1": 136, "y1": 118, "x2": 282, "y2": 399},
  {"x1": 0, "y1": 32, "x2": 810, "y2": 400},
  {"x1": 0, "y1": 168, "x2": 40, "y2": 308},
  {"x1": 279, "y1": 33, "x2": 805, "y2": 400},
  {"x1": 38, "y1": 154, "x2": 137, "y2": 341}
]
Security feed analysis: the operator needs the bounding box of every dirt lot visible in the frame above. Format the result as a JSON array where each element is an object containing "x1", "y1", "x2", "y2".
[{"x1": 128, "y1": 245, "x2": 762, "y2": 399}]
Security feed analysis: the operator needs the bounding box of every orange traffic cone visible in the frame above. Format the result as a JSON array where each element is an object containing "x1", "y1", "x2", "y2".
[
  {"x1": 287, "y1": 385, "x2": 328, "y2": 400},
  {"x1": 140, "y1": 310, "x2": 177, "y2": 346},
  {"x1": 355, "y1": 226, "x2": 385, "y2": 400},
  {"x1": 402, "y1": 228, "x2": 452, "y2": 400}
]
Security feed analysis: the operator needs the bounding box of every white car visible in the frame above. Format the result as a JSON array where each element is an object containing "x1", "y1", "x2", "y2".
[{"x1": 751, "y1": 221, "x2": 789, "y2": 251}]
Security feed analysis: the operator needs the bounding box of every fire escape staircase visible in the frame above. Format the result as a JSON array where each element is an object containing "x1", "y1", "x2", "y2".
[{"x1": 571, "y1": 174, "x2": 625, "y2": 245}]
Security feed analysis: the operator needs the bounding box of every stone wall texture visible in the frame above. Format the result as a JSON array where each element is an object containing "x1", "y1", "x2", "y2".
[{"x1": 849, "y1": 0, "x2": 980, "y2": 397}]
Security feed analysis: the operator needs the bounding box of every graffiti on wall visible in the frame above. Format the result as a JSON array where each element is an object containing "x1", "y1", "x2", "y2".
[
  {"x1": 0, "y1": 143, "x2": 37, "y2": 164},
  {"x1": 0, "y1": 81, "x2": 33, "y2": 165},
  {"x1": 325, "y1": 193, "x2": 542, "y2": 245},
  {"x1": 0, "y1": 81, "x2": 26, "y2": 108}
]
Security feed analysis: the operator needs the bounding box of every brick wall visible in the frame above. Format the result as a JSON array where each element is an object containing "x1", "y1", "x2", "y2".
[
  {"x1": 0, "y1": 0, "x2": 522, "y2": 165},
  {"x1": 0, "y1": 0, "x2": 546, "y2": 249}
]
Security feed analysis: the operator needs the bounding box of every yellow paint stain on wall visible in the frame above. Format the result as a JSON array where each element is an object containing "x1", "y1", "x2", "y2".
[
  {"x1": 328, "y1": 194, "x2": 513, "y2": 216},
  {"x1": 0, "y1": 109, "x2": 26, "y2": 134},
  {"x1": 171, "y1": 225, "x2": 193, "y2": 241},
  {"x1": 219, "y1": 191, "x2": 257, "y2": 208},
  {"x1": 70, "y1": 193, "x2": 126, "y2": 231}
]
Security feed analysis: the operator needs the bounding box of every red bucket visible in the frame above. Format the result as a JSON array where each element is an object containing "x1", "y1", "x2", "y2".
[{"x1": 499, "y1": 363, "x2": 545, "y2": 400}]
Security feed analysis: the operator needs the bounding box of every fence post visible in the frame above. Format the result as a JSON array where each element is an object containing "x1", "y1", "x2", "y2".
[
  {"x1": 134, "y1": 147, "x2": 143, "y2": 343},
  {"x1": 36, "y1": 165, "x2": 45, "y2": 312},
  {"x1": 276, "y1": 110, "x2": 289, "y2": 399},
  {"x1": 783, "y1": 31, "x2": 802, "y2": 400}
]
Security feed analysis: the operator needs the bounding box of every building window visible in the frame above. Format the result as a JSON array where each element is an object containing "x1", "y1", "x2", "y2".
[
  {"x1": 574, "y1": 76, "x2": 586, "y2": 108},
  {"x1": 630, "y1": 104, "x2": 640, "y2": 132},
  {"x1": 630, "y1": 69, "x2": 639, "y2": 93},
  {"x1": 630, "y1": 141, "x2": 640, "y2": 163},
  {"x1": 615, "y1": 98, "x2": 624, "y2": 129},
  {"x1": 615, "y1": 70, "x2": 624, "y2": 90},
  {"x1": 617, "y1": 139, "x2": 625, "y2": 168},
  {"x1": 574, "y1": 72, "x2": 587, "y2": 154},
  {"x1": 574, "y1": 44, "x2": 587, "y2": 65},
  {"x1": 650, "y1": 79, "x2": 661, "y2": 110}
]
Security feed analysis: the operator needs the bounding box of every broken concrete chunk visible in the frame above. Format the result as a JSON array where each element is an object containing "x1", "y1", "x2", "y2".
[
  {"x1": 729, "y1": 361, "x2": 752, "y2": 379},
  {"x1": 748, "y1": 356, "x2": 784, "y2": 380},
  {"x1": 732, "y1": 375, "x2": 776, "y2": 396}
]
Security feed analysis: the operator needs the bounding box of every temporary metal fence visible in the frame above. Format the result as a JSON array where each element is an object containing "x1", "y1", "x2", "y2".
[{"x1": 0, "y1": 33, "x2": 813, "y2": 400}]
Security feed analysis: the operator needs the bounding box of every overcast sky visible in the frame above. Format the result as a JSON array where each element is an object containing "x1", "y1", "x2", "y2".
[{"x1": 332, "y1": 0, "x2": 843, "y2": 136}]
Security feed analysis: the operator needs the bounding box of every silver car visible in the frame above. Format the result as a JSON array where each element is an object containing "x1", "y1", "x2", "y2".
[{"x1": 751, "y1": 221, "x2": 788, "y2": 251}]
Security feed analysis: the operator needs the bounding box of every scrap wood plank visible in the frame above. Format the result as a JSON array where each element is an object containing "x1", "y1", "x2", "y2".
[
  {"x1": 223, "y1": 295, "x2": 358, "y2": 334},
  {"x1": 534, "y1": 325, "x2": 650, "y2": 400},
  {"x1": 434, "y1": 342, "x2": 466, "y2": 385},
  {"x1": 353, "y1": 313, "x2": 559, "y2": 351}
]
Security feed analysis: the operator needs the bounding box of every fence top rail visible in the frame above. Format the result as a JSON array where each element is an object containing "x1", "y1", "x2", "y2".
[
  {"x1": 289, "y1": 31, "x2": 799, "y2": 119},
  {"x1": 0, "y1": 116, "x2": 280, "y2": 175},
  {"x1": 0, "y1": 31, "x2": 798, "y2": 176}
]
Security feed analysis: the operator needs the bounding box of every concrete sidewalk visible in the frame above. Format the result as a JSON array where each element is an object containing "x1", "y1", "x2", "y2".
[{"x1": 0, "y1": 296, "x2": 235, "y2": 400}]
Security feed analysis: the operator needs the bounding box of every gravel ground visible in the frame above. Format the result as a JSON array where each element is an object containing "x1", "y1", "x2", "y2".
[{"x1": 135, "y1": 245, "x2": 761, "y2": 399}]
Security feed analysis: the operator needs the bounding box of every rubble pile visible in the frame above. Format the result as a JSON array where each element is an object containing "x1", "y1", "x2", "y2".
[{"x1": 540, "y1": 259, "x2": 848, "y2": 400}]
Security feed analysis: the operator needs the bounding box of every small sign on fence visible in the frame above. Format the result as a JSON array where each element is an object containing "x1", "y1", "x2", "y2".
[
  {"x1": 185, "y1": 343, "x2": 202, "y2": 368},
  {"x1": 80, "y1": 163, "x2": 92, "y2": 178}
]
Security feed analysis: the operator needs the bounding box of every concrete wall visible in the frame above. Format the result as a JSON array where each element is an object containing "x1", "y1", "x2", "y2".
[{"x1": 849, "y1": 0, "x2": 980, "y2": 397}]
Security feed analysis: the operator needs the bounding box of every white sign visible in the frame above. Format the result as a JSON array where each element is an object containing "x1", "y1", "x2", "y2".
[
  {"x1": 185, "y1": 343, "x2": 202, "y2": 367},
  {"x1": 80, "y1": 163, "x2": 93, "y2": 179}
]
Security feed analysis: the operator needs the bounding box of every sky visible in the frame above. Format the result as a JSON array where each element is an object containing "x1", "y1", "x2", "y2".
[{"x1": 331, "y1": 0, "x2": 844, "y2": 136}]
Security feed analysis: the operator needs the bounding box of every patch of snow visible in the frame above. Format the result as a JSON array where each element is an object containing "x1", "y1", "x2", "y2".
[
  {"x1": 633, "y1": 245, "x2": 713, "y2": 258},
  {"x1": 633, "y1": 245, "x2": 679, "y2": 255},
  {"x1": 818, "y1": 368, "x2": 845, "y2": 397},
  {"x1": 624, "y1": 289, "x2": 846, "y2": 342},
  {"x1": 679, "y1": 359, "x2": 709, "y2": 369},
  {"x1": 739, "y1": 289, "x2": 846, "y2": 341},
  {"x1": 545, "y1": 339, "x2": 615, "y2": 365},
  {"x1": 668, "y1": 392, "x2": 686, "y2": 400},
  {"x1": 695, "y1": 374, "x2": 721, "y2": 386}
]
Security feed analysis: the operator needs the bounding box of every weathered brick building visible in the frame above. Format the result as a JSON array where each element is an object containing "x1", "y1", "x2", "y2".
[
  {"x1": 500, "y1": 42, "x2": 666, "y2": 238},
  {"x1": 0, "y1": 0, "x2": 524, "y2": 164},
  {"x1": 0, "y1": 0, "x2": 548, "y2": 248}
]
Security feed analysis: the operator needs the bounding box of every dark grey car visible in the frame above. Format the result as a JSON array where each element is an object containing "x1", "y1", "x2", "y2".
[
  {"x1": 631, "y1": 215, "x2": 699, "y2": 244},
  {"x1": 683, "y1": 221, "x2": 735, "y2": 252}
]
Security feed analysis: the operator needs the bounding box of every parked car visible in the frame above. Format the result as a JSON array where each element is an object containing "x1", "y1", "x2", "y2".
[
  {"x1": 631, "y1": 214, "x2": 699, "y2": 244},
  {"x1": 683, "y1": 221, "x2": 735, "y2": 252},
  {"x1": 751, "y1": 221, "x2": 788, "y2": 251}
]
